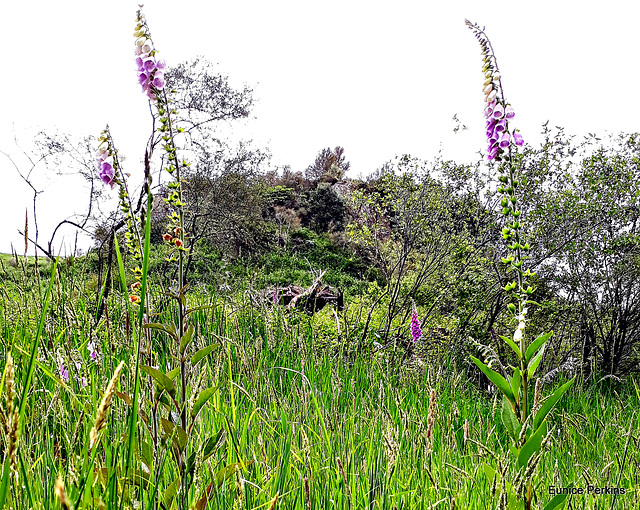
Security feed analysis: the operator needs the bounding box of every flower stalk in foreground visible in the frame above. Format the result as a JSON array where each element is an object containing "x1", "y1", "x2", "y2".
[{"x1": 465, "y1": 19, "x2": 574, "y2": 510}]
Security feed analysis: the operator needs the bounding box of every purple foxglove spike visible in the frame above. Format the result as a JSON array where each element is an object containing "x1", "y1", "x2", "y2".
[
  {"x1": 410, "y1": 309, "x2": 422, "y2": 342},
  {"x1": 156, "y1": 59, "x2": 167, "y2": 70},
  {"x1": 492, "y1": 104, "x2": 504, "y2": 119},
  {"x1": 495, "y1": 119, "x2": 507, "y2": 133},
  {"x1": 143, "y1": 59, "x2": 156, "y2": 72},
  {"x1": 505, "y1": 106, "x2": 515, "y2": 119},
  {"x1": 513, "y1": 132, "x2": 524, "y2": 146},
  {"x1": 138, "y1": 72, "x2": 149, "y2": 85},
  {"x1": 499, "y1": 132, "x2": 511, "y2": 148}
]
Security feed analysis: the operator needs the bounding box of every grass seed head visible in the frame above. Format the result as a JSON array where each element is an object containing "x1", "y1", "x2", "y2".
[{"x1": 90, "y1": 361, "x2": 125, "y2": 449}]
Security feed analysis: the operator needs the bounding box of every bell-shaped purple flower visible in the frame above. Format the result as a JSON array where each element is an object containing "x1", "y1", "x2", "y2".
[
  {"x1": 492, "y1": 104, "x2": 504, "y2": 119},
  {"x1": 495, "y1": 119, "x2": 507, "y2": 133},
  {"x1": 513, "y1": 132, "x2": 524, "y2": 146},
  {"x1": 505, "y1": 106, "x2": 515, "y2": 119},
  {"x1": 499, "y1": 132, "x2": 511, "y2": 148},
  {"x1": 143, "y1": 58, "x2": 156, "y2": 72},
  {"x1": 58, "y1": 362, "x2": 69, "y2": 383},
  {"x1": 153, "y1": 75, "x2": 165, "y2": 89}
]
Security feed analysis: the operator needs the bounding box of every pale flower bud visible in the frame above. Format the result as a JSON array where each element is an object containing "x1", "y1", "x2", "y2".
[{"x1": 513, "y1": 329, "x2": 523, "y2": 342}]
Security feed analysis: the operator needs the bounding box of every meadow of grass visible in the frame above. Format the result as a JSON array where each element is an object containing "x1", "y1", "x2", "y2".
[{"x1": 0, "y1": 252, "x2": 637, "y2": 509}]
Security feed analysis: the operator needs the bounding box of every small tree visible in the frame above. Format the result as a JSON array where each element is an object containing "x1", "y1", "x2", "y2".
[{"x1": 305, "y1": 146, "x2": 350, "y2": 185}]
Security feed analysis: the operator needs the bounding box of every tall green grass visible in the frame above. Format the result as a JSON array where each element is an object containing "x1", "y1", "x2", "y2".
[{"x1": 0, "y1": 257, "x2": 637, "y2": 509}]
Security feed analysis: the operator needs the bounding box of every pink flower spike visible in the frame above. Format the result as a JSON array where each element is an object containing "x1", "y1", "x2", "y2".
[
  {"x1": 499, "y1": 132, "x2": 511, "y2": 148},
  {"x1": 505, "y1": 106, "x2": 515, "y2": 119},
  {"x1": 513, "y1": 132, "x2": 524, "y2": 146},
  {"x1": 410, "y1": 308, "x2": 422, "y2": 342},
  {"x1": 492, "y1": 104, "x2": 504, "y2": 119}
]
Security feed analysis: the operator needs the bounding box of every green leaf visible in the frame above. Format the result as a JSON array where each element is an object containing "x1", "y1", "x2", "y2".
[
  {"x1": 191, "y1": 386, "x2": 218, "y2": 419},
  {"x1": 163, "y1": 478, "x2": 180, "y2": 509},
  {"x1": 142, "y1": 322, "x2": 177, "y2": 340},
  {"x1": 214, "y1": 462, "x2": 253, "y2": 488},
  {"x1": 501, "y1": 395, "x2": 521, "y2": 441},
  {"x1": 160, "y1": 418, "x2": 188, "y2": 452},
  {"x1": 192, "y1": 344, "x2": 217, "y2": 366},
  {"x1": 533, "y1": 378, "x2": 574, "y2": 430},
  {"x1": 543, "y1": 492, "x2": 569, "y2": 510},
  {"x1": 525, "y1": 331, "x2": 552, "y2": 364},
  {"x1": 202, "y1": 428, "x2": 226, "y2": 461},
  {"x1": 141, "y1": 365, "x2": 176, "y2": 396},
  {"x1": 482, "y1": 461, "x2": 497, "y2": 481},
  {"x1": 499, "y1": 334, "x2": 522, "y2": 359},
  {"x1": 518, "y1": 421, "x2": 547, "y2": 469},
  {"x1": 528, "y1": 344, "x2": 546, "y2": 378},
  {"x1": 510, "y1": 370, "x2": 521, "y2": 403},
  {"x1": 166, "y1": 367, "x2": 180, "y2": 380},
  {"x1": 470, "y1": 356, "x2": 515, "y2": 405},
  {"x1": 180, "y1": 324, "x2": 195, "y2": 355}
]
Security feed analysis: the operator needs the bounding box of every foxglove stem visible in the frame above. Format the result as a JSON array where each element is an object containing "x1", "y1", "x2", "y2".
[
  {"x1": 467, "y1": 19, "x2": 533, "y2": 425},
  {"x1": 136, "y1": 9, "x2": 190, "y2": 507}
]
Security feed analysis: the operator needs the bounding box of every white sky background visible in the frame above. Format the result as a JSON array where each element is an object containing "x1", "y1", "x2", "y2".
[{"x1": 1, "y1": 0, "x2": 638, "y2": 255}]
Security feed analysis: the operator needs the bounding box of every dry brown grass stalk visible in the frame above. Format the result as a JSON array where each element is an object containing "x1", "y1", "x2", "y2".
[
  {"x1": 336, "y1": 457, "x2": 350, "y2": 498},
  {"x1": 4, "y1": 354, "x2": 18, "y2": 479},
  {"x1": 90, "y1": 361, "x2": 125, "y2": 449},
  {"x1": 55, "y1": 474, "x2": 72, "y2": 510},
  {"x1": 425, "y1": 388, "x2": 436, "y2": 453},
  {"x1": 303, "y1": 476, "x2": 311, "y2": 510},
  {"x1": 268, "y1": 491, "x2": 280, "y2": 509}
]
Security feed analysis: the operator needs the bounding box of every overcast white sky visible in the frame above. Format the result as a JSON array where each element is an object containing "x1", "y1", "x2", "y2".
[{"x1": 1, "y1": 0, "x2": 638, "y2": 255}]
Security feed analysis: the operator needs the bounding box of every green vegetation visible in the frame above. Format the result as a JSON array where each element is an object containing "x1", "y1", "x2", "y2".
[
  {"x1": 1, "y1": 13, "x2": 638, "y2": 510},
  {"x1": 0, "y1": 257, "x2": 638, "y2": 509}
]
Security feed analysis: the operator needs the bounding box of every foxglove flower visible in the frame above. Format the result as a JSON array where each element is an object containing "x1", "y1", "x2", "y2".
[
  {"x1": 59, "y1": 363, "x2": 69, "y2": 383},
  {"x1": 87, "y1": 341, "x2": 99, "y2": 363},
  {"x1": 513, "y1": 131, "x2": 524, "y2": 146},
  {"x1": 96, "y1": 129, "x2": 117, "y2": 188},
  {"x1": 466, "y1": 20, "x2": 524, "y2": 160},
  {"x1": 410, "y1": 307, "x2": 422, "y2": 342},
  {"x1": 134, "y1": 10, "x2": 167, "y2": 98}
]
